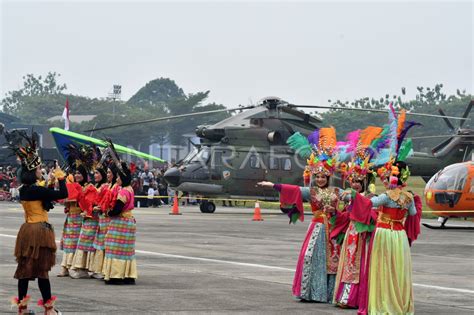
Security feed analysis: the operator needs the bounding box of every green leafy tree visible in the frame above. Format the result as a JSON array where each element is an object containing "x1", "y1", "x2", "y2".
[
  {"x1": 320, "y1": 84, "x2": 472, "y2": 152},
  {"x1": 126, "y1": 79, "x2": 230, "y2": 146},
  {"x1": 127, "y1": 78, "x2": 185, "y2": 109},
  {"x1": 1, "y1": 72, "x2": 67, "y2": 115},
  {"x1": 165, "y1": 91, "x2": 230, "y2": 145},
  {"x1": 70, "y1": 100, "x2": 165, "y2": 150}
]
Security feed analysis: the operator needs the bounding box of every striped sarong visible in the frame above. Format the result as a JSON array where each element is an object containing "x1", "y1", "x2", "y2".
[
  {"x1": 76, "y1": 218, "x2": 99, "y2": 252},
  {"x1": 104, "y1": 216, "x2": 136, "y2": 260},
  {"x1": 60, "y1": 213, "x2": 83, "y2": 254},
  {"x1": 93, "y1": 215, "x2": 110, "y2": 251}
]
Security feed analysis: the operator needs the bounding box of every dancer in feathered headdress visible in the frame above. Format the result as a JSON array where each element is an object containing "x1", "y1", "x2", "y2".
[
  {"x1": 3, "y1": 129, "x2": 67, "y2": 314},
  {"x1": 347, "y1": 103, "x2": 422, "y2": 315},
  {"x1": 102, "y1": 139, "x2": 138, "y2": 285},
  {"x1": 61, "y1": 143, "x2": 101, "y2": 279},
  {"x1": 82, "y1": 145, "x2": 110, "y2": 279},
  {"x1": 333, "y1": 125, "x2": 383, "y2": 309},
  {"x1": 58, "y1": 143, "x2": 89, "y2": 277},
  {"x1": 258, "y1": 127, "x2": 342, "y2": 303},
  {"x1": 87, "y1": 144, "x2": 117, "y2": 280},
  {"x1": 58, "y1": 143, "x2": 84, "y2": 277}
]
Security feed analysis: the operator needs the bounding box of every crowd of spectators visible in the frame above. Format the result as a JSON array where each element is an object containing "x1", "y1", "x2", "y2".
[
  {"x1": 0, "y1": 162, "x2": 61, "y2": 201},
  {"x1": 0, "y1": 165, "x2": 19, "y2": 201},
  {"x1": 131, "y1": 164, "x2": 173, "y2": 208},
  {"x1": 0, "y1": 163, "x2": 237, "y2": 209},
  {"x1": 0, "y1": 162, "x2": 175, "y2": 208}
]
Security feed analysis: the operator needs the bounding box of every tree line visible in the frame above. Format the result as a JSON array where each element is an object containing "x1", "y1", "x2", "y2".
[
  {"x1": 1, "y1": 72, "x2": 471, "y2": 153},
  {"x1": 0, "y1": 73, "x2": 230, "y2": 150},
  {"x1": 319, "y1": 84, "x2": 471, "y2": 152}
]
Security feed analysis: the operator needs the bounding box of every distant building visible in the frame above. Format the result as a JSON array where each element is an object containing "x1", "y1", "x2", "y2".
[{"x1": 47, "y1": 114, "x2": 96, "y2": 124}]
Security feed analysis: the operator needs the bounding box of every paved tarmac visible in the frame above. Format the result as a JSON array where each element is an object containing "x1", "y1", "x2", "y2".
[{"x1": 0, "y1": 201, "x2": 473, "y2": 314}]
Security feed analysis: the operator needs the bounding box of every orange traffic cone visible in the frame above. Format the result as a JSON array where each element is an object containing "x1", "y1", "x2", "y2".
[
  {"x1": 252, "y1": 201, "x2": 263, "y2": 221},
  {"x1": 169, "y1": 194, "x2": 182, "y2": 215}
]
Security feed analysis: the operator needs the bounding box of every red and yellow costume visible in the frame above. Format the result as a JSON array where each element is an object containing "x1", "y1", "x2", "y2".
[
  {"x1": 59, "y1": 180, "x2": 83, "y2": 271},
  {"x1": 333, "y1": 126, "x2": 383, "y2": 309}
]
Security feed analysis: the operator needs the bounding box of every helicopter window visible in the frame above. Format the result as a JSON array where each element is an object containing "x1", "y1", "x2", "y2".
[
  {"x1": 282, "y1": 158, "x2": 292, "y2": 171},
  {"x1": 269, "y1": 157, "x2": 279, "y2": 170},
  {"x1": 430, "y1": 164, "x2": 468, "y2": 191},
  {"x1": 213, "y1": 151, "x2": 222, "y2": 167},
  {"x1": 250, "y1": 155, "x2": 260, "y2": 169},
  {"x1": 183, "y1": 147, "x2": 199, "y2": 164},
  {"x1": 190, "y1": 147, "x2": 210, "y2": 164}
]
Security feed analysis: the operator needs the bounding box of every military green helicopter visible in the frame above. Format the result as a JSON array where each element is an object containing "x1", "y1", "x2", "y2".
[
  {"x1": 87, "y1": 97, "x2": 472, "y2": 213},
  {"x1": 405, "y1": 101, "x2": 473, "y2": 181}
]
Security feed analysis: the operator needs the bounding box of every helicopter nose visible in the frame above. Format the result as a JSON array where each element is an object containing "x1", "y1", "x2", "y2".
[{"x1": 164, "y1": 168, "x2": 181, "y2": 187}]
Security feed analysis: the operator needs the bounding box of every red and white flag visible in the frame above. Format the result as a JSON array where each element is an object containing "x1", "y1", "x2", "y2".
[{"x1": 62, "y1": 97, "x2": 70, "y2": 130}]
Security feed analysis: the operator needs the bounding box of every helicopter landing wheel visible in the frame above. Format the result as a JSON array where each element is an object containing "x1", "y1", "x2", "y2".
[{"x1": 200, "y1": 201, "x2": 216, "y2": 213}]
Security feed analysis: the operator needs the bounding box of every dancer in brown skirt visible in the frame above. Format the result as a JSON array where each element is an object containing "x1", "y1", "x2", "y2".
[{"x1": 6, "y1": 130, "x2": 68, "y2": 314}]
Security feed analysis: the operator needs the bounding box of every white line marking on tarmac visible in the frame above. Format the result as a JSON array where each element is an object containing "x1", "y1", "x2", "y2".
[
  {"x1": 1, "y1": 233, "x2": 473, "y2": 295},
  {"x1": 135, "y1": 249, "x2": 294, "y2": 271},
  {"x1": 413, "y1": 283, "x2": 474, "y2": 294}
]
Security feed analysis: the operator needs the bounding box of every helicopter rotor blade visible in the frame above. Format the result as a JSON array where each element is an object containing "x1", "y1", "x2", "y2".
[
  {"x1": 287, "y1": 104, "x2": 471, "y2": 121},
  {"x1": 459, "y1": 100, "x2": 473, "y2": 128},
  {"x1": 437, "y1": 108, "x2": 456, "y2": 132},
  {"x1": 84, "y1": 105, "x2": 256, "y2": 132},
  {"x1": 431, "y1": 137, "x2": 455, "y2": 154},
  {"x1": 411, "y1": 134, "x2": 474, "y2": 140}
]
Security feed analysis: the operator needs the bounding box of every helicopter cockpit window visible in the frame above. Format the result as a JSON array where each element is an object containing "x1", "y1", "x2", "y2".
[
  {"x1": 269, "y1": 157, "x2": 279, "y2": 170},
  {"x1": 190, "y1": 147, "x2": 210, "y2": 164},
  {"x1": 282, "y1": 158, "x2": 292, "y2": 171},
  {"x1": 250, "y1": 155, "x2": 261, "y2": 169},
  {"x1": 429, "y1": 164, "x2": 468, "y2": 191},
  {"x1": 182, "y1": 147, "x2": 199, "y2": 164}
]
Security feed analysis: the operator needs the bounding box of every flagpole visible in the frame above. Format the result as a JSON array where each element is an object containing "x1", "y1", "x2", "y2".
[{"x1": 62, "y1": 97, "x2": 70, "y2": 131}]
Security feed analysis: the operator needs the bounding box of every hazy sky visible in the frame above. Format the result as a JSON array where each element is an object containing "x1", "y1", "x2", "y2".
[{"x1": 1, "y1": 0, "x2": 472, "y2": 110}]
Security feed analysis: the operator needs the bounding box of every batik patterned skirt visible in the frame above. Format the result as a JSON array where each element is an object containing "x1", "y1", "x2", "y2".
[
  {"x1": 334, "y1": 221, "x2": 370, "y2": 308},
  {"x1": 103, "y1": 216, "x2": 137, "y2": 280},
  {"x1": 292, "y1": 221, "x2": 336, "y2": 302}
]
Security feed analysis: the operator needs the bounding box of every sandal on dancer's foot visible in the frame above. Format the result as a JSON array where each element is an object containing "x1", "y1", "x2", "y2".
[
  {"x1": 91, "y1": 273, "x2": 104, "y2": 279},
  {"x1": 56, "y1": 267, "x2": 69, "y2": 277},
  {"x1": 69, "y1": 269, "x2": 89, "y2": 279}
]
